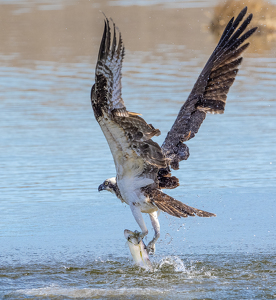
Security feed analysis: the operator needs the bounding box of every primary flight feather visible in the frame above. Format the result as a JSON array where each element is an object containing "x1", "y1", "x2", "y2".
[{"x1": 91, "y1": 8, "x2": 257, "y2": 254}]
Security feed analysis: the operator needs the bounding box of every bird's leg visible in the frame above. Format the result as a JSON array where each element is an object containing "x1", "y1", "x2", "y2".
[
  {"x1": 129, "y1": 203, "x2": 148, "y2": 243},
  {"x1": 147, "y1": 211, "x2": 160, "y2": 254}
]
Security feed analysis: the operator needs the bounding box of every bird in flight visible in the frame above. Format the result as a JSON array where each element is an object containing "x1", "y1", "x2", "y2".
[{"x1": 92, "y1": 7, "x2": 257, "y2": 254}]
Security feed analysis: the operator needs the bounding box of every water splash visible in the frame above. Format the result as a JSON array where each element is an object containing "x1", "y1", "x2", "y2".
[{"x1": 157, "y1": 256, "x2": 186, "y2": 272}]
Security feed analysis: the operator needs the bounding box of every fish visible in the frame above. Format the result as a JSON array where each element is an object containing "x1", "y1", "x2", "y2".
[{"x1": 124, "y1": 229, "x2": 153, "y2": 272}]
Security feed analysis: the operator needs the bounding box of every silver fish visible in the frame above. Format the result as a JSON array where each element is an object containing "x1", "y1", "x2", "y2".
[{"x1": 124, "y1": 229, "x2": 153, "y2": 272}]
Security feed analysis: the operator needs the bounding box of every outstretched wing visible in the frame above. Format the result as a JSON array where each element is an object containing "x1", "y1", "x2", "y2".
[
  {"x1": 162, "y1": 7, "x2": 257, "y2": 170},
  {"x1": 91, "y1": 18, "x2": 166, "y2": 187}
]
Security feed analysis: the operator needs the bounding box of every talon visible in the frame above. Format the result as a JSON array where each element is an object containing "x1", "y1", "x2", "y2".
[{"x1": 147, "y1": 242, "x2": 156, "y2": 255}]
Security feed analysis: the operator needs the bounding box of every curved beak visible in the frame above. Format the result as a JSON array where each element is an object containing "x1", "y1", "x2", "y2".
[{"x1": 98, "y1": 184, "x2": 105, "y2": 192}]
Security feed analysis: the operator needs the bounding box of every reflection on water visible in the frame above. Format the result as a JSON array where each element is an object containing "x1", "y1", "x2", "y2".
[{"x1": 0, "y1": 0, "x2": 276, "y2": 298}]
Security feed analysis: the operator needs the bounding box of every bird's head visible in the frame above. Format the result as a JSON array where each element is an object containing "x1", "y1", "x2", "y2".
[{"x1": 98, "y1": 177, "x2": 117, "y2": 194}]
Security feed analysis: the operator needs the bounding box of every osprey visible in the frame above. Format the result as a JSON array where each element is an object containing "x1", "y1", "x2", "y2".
[{"x1": 91, "y1": 7, "x2": 256, "y2": 253}]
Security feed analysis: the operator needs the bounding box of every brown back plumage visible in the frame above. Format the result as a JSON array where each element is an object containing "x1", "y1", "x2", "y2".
[{"x1": 113, "y1": 113, "x2": 166, "y2": 169}]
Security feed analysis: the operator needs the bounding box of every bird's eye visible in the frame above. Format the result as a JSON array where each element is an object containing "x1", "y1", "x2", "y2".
[{"x1": 104, "y1": 181, "x2": 108, "y2": 186}]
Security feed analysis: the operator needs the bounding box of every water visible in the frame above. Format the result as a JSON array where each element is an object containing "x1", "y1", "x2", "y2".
[
  {"x1": 1, "y1": 253, "x2": 275, "y2": 299},
  {"x1": 0, "y1": 0, "x2": 276, "y2": 299}
]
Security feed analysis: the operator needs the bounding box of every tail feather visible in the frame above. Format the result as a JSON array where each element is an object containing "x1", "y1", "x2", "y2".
[
  {"x1": 144, "y1": 189, "x2": 216, "y2": 218},
  {"x1": 154, "y1": 201, "x2": 183, "y2": 218}
]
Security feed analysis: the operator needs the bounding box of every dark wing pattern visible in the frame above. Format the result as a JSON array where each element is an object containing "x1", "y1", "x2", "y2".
[
  {"x1": 143, "y1": 188, "x2": 216, "y2": 217},
  {"x1": 91, "y1": 18, "x2": 126, "y2": 119},
  {"x1": 91, "y1": 18, "x2": 167, "y2": 184},
  {"x1": 162, "y1": 7, "x2": 257, "y2": 170}
]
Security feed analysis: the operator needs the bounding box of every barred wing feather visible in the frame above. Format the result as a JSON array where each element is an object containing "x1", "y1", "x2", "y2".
[
  {"x1": 91, "y1": 18, "x2": 166, "y2": 186},
  {"x1": 162, "y1": 7, "x2": 257, "y2": 170}
]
